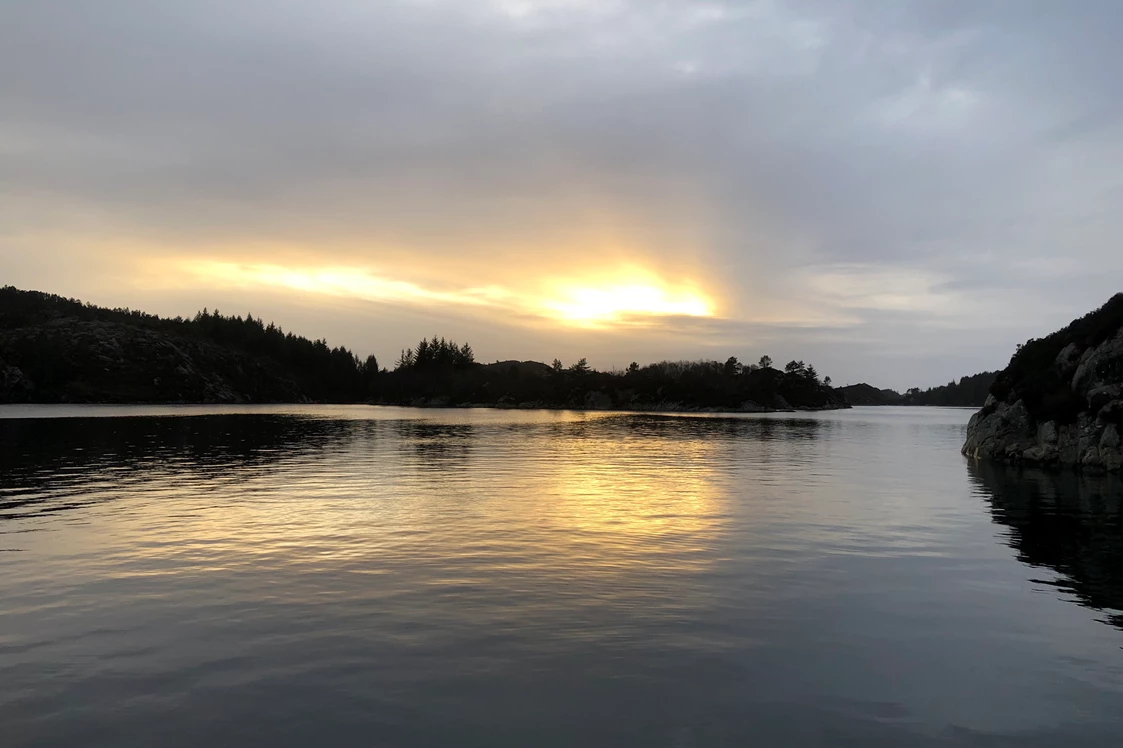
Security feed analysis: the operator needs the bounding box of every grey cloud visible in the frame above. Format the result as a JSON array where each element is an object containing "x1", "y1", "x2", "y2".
[{"x1": 1, "y1": 0, "x2": 1121, "y2": 387}]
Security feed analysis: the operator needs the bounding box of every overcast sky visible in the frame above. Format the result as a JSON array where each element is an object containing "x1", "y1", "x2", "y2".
[{"x1": 2, "y1": 0, "x2": 1120, "y2": 389}]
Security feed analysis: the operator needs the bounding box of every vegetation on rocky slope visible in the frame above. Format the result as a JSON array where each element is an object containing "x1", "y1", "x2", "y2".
[
  {"x1": 991, "y1": 293, "x2": 1123, "y2": 424},
  {"x1": 963, "y1": 293, "x2": 1123, "y2": 471}
]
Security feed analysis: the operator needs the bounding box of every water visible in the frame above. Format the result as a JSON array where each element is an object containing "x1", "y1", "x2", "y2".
[{"x1": 2, "y1": 405, "x2": 1122, "y2": 747}]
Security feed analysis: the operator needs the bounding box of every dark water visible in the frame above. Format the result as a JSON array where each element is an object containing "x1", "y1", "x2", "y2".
[{"x1": 2, "y1": 405, "x2": 1122, "y2": 747}]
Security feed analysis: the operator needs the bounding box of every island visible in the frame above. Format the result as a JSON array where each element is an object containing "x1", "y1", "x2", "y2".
[{"x1": 963, "y1": 293, "x2": 1123, "y2": 472}]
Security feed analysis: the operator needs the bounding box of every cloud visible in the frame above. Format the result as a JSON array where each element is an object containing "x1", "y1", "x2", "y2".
[{"x1": 1, "y1": 0, "x2": 1121, "y2": 388}]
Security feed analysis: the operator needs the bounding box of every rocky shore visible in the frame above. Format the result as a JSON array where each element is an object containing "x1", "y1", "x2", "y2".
[{"x1": 963, "y1": 294, "x2": 1123, "y2": 472}]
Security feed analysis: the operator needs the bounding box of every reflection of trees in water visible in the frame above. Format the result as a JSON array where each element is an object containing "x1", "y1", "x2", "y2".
[
  {"x1": 392, "y1": 420, "x2": 477, "y2": 470},
  {"x1": 0, "y1": 415, "x2": 362, "y2": 521},
  {"x1": 969, "y1": 460, "x2": 1123, "y2": 629},
  {"x1": 550, "y1": 413, "x2": 828, "y2": 442},
  {"x1": 1, "y1": 411, "x2": 828, "y2": 524},
  {"x1": 389, "y1": 414, "x2": 828, "y2": 472}
]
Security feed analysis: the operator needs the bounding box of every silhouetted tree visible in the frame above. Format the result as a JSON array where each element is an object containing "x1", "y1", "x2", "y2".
[
  {"x1": 396, "y1": 336, "x2": 475, "y2": 371},
  {"x1": 758, "y1": 355, "x2": 772, "y2": 369},
  {"x1": 569, "y1": 357, "x2": 590, "y2": 374}
]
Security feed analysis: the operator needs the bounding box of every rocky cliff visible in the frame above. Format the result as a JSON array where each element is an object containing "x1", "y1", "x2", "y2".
[{"x1": 963, "y1": 293, "x2": 1123, "y2": 472}]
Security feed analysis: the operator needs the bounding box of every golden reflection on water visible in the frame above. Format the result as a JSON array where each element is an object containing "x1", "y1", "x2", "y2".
[
  {"x1": 9, "y1": 407, "x2": 1123, "y2": 747},
  {"x1": 14, "y1": 414, "x2": 730, "y2": 594},
  {"x1": 537, "y1": 431, "x2": 721, "y2": 544}
]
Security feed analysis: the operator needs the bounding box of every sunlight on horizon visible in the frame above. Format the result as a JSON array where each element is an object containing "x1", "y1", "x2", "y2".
[
  {"x1": 539, "y1": 282, "x2": 714, "y2": 327},
  {"x1": 171, "y1": 258, "x2": 718, "y2": 329}
]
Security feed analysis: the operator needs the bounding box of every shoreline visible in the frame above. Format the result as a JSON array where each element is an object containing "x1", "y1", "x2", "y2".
[
  {"x1": 0, "y1": 400, "x2": 854, "y2": 415},
  {"x1": 373, "y1": 400, "x2": 853, "y2": 414}
]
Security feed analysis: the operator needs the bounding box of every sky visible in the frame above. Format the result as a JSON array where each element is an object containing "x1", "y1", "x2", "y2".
[{"x1": 2, "y1": 0, "x2": 1121, "y2": 389}]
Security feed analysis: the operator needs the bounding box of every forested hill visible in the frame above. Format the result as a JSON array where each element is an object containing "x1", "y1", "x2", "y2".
[
  {"x1": 0, "y1": 286, "x2": 848, "y2": 411},
  {"x1": 836, "y1": 383, "x2": 904, "y2": 406},
  {"x1": 0, "y1": 287, "x2": 376, "y2": 403},
  {"x1": 901, "y1": 371, "x2": 999, "y2": 406},
  {"x1": 839, "y1": 371, "x2": 998, "y2": 408}
]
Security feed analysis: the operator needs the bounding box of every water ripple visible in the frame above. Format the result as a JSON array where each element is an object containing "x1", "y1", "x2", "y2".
[{"x1": 1, "y1": 405, "x2": 1122, "y2": 746}]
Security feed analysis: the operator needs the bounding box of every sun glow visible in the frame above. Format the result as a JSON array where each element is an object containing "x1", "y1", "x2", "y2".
[
  {"x1": 540, "y1": 282, "x2": 714, "y2": 326},
  {"x1": 162, "y1": 258, "x2": 716, "y2": 329}
]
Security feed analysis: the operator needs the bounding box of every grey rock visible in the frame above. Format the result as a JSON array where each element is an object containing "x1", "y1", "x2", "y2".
[
  {"x1": 1055, "y1": 342, "x2": 1083, "y2": 373},
  {"x1": 1088, "y1": 384, "x2": 1121, "y2": 412},
  {"x1": 1023, "y1": 445, "x2": 1057, "y2": 463},
  {"x1": 1073, "y1": 328, "x2": 1123, "y2": 395},
  {"x1": 1082, "y1": 447, "x2": 1103, "y2": 468},
  {"x1": 963, "y1": 399, "x2": 1035, "y2": 459},
  {"x1": 1103, "y1": 449, "x2": 1123, "y2": 472},
  {"x1": 1077, "y1": 413, "x2": 1100, "y2": 455},
  {"x1": 1102, "y1": 424, "x2": 1121, "y2": 449}
]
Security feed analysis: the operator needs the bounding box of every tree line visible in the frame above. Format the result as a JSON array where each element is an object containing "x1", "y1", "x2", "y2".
[
  {"x1": 1, "y1": 286, "x2": 845, "y2": 409},
  {"x1": 901, "y1": 371, "x2": 998, "y2": 407}
]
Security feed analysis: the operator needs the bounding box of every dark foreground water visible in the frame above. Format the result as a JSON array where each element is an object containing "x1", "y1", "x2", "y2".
[{"x1": 2, "y1": 405, "x2": 1122, "y2": 747}]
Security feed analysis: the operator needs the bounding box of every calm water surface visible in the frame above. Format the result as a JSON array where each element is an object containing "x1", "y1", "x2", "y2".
[{"x1": 2, "y1": 405, "x2": 1122, "y2": 746}]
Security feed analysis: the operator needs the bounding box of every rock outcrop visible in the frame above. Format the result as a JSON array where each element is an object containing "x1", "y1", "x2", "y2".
[{"x1": 963, "y1": 294, "x2": 1123, "y2": 472}]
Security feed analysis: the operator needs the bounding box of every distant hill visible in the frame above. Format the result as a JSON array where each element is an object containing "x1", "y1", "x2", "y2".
[
  {"x1": 838, "y1": 371, "x2": 998, "y2": 408},
  {"x1": 837, "y1": 383, "x2": 903, "y2": 406},
  {"x1": 480, "y1": 360, "x2": 554, "y2": 377}
]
